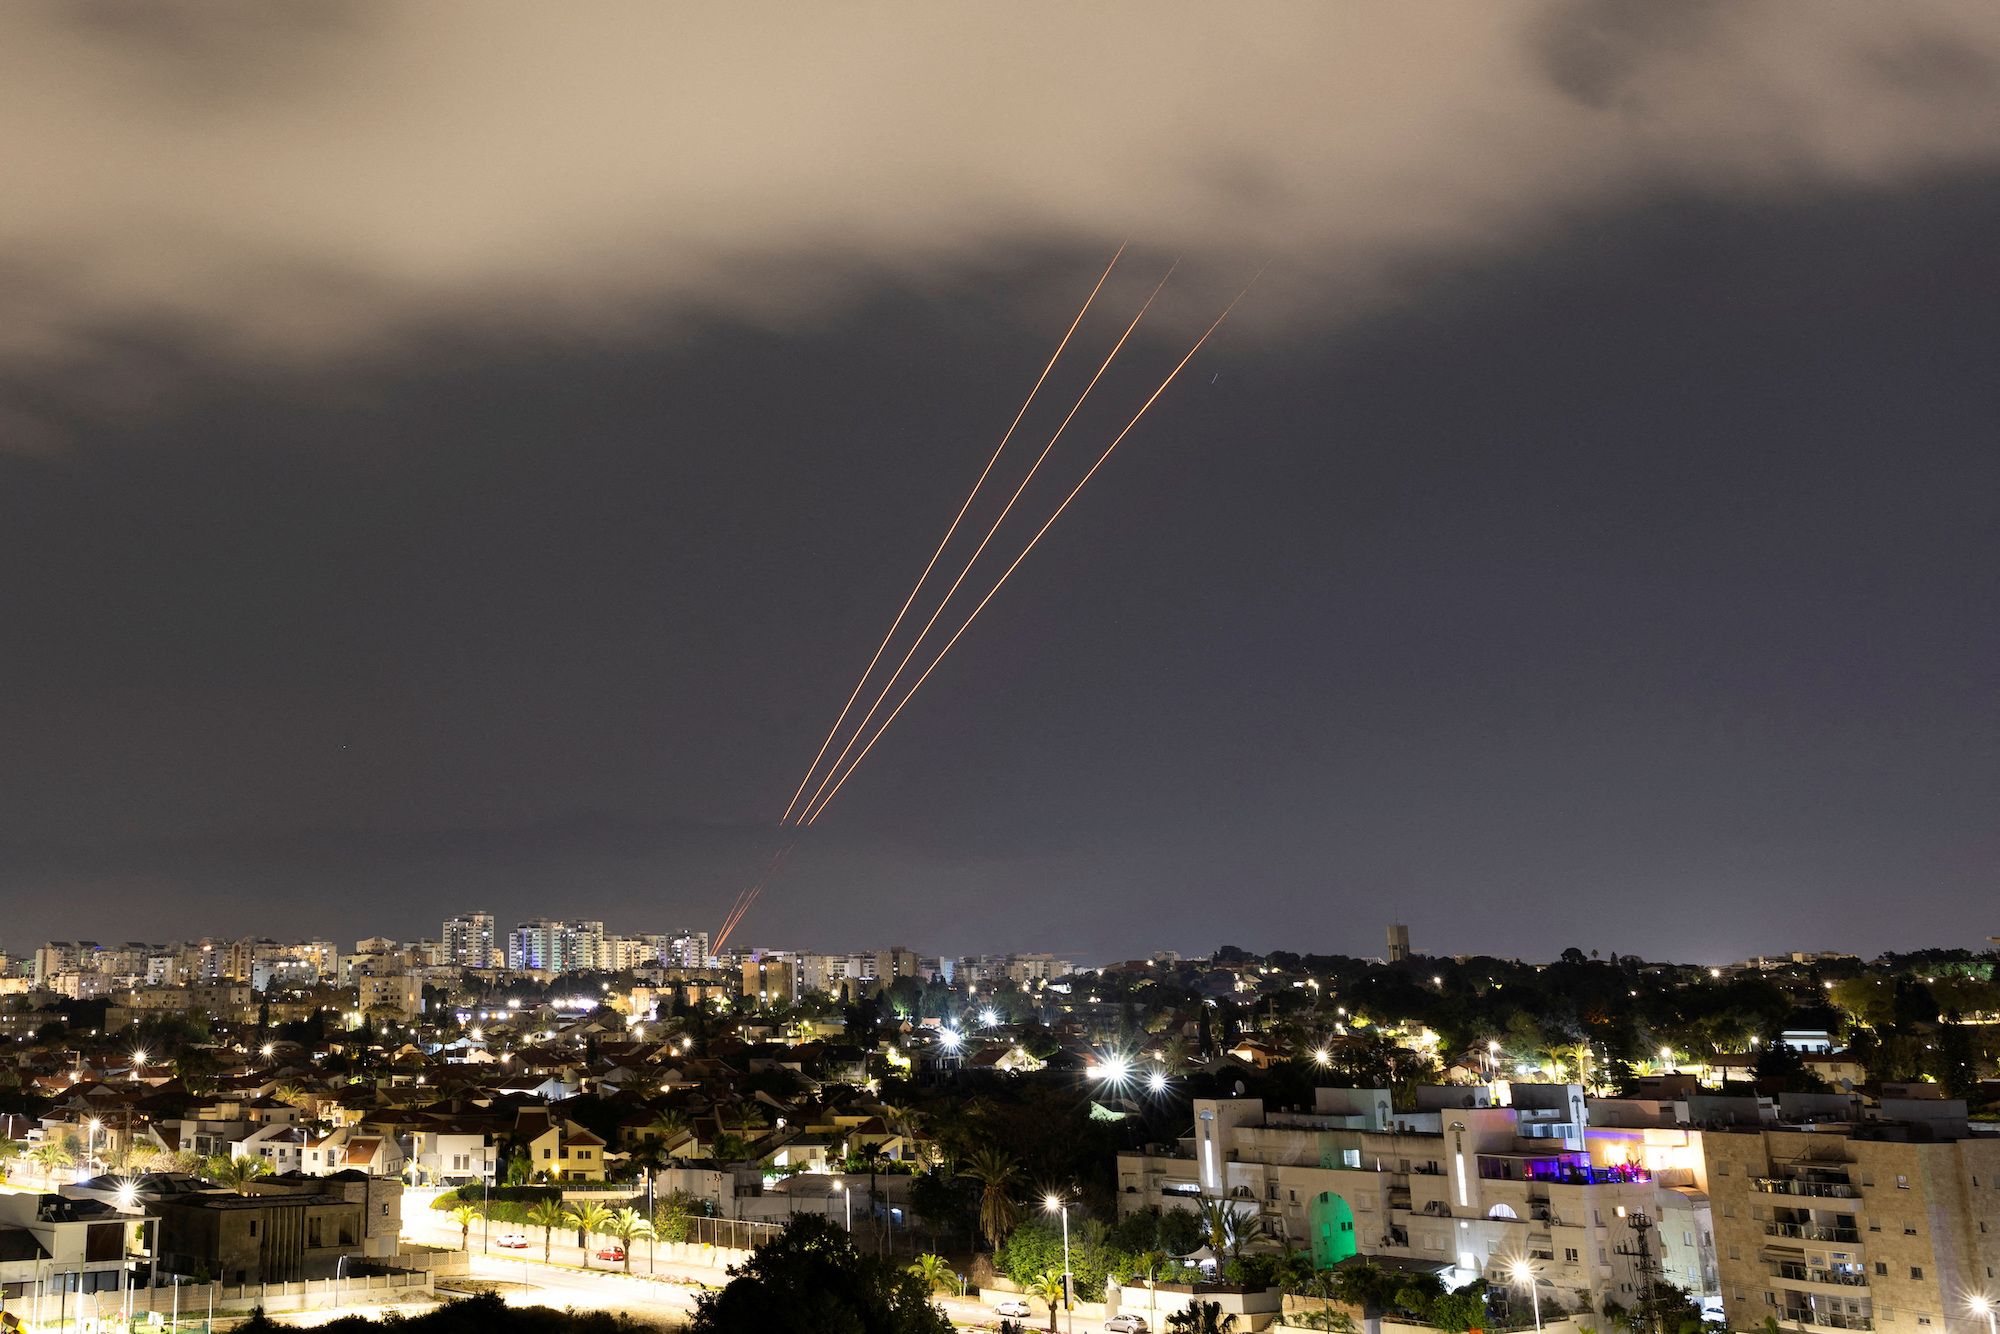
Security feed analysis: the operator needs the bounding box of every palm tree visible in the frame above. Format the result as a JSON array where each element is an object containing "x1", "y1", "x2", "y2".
[
  {"x1": 566, "y1": 1201, "x2": 614, "y2": 1268},
  {"x1": 448, "y1": 1202, "x2": 482, "y2": 1251},
  {"x1": 1167, "y1": 1299, "x2": 1238, "y2": 1333},
  {"x1": 125, "y1": 1141, "x2": 160, "y2": 1172},
  {"x1": 961, "y1": 1145, "x2": 1020, "y2": 1251},
  {"x1": 1026, "y1": 1269, "x2": 1067, "y2": 1334},
  {"x1": 205, "y1": 1154, "x2": 273, "y2": 1194},
  {"x1": 526, "y1": 1199, "x2": 566, "y2": 1263},
  {"x1": 908, "y1": 1252, "x2": 955, "y2": 1295},
  {"x1": 29, "y1": 1138, "x2": 75, "y2": 1182},
  {"x1": 648, "y1": 1110, "x2": 693, "y2": 1155},
  {"x1": 1197, "y1": 1197, "x2": 1249, "y2": 1260},
  {"x1": 854, "y1": 1141, "x2": 888, "y2": 1250},
  {"x1": 602, "y1": 1207, "x2": 653, "y2": 1273}
]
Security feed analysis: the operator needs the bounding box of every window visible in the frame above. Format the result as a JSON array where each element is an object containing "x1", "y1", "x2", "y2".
[
  {"x1": 1729, "y1": 1247, "x2": 1741, "y2": 1262},
  {"x1": 1723, "y1": 1204, "x2": 1735, "y2": 1218},
  {"x1": 1874, "y1": 1263, "x2": 1887, "y2": 1277},
  {"x1": 1911, "y1": 1267, "x2": 1924, "y2": 1280},
  {"x1": 248, "y1": 1221, "x2": 258, "y2": 1238},
  {"x1": 1565, "y1": 1249, "x2": 1579, "y2": 1263},
  {"x1": 542, "y1": 1148, "x2": 552, "y2": 1159},
  {"x1": 1715, "y1": 1163, "x2": 1730, "y2": 1176},
  {"x1": 1904, "y1": 1226, "x2": 1918, "y2": 1235},
  {"x1": 1896, "y1": 1175, "x2": 1909, "y2": 1190}
]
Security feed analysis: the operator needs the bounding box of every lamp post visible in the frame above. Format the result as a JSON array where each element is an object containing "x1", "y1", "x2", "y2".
[
  {"x1": 834, "y1": 1182, "x2": 850, "y2": 1232},
  {"x1": 1509, "y1": 1259, "x2": 1542, "y2": 1332},
  {"x1": 1043, "y1": 1194, "x2": 1073, "y2": 1334},
  {"x1": 86, "y1": 1119, "x2": 102, "y2": 1179},
  {"x1": 335, "y1": 1255, "x2": 350, "y2": 1312},
  {"x1": 1969, "y1": 1295, "x2": 1996, "y2": 1334}
]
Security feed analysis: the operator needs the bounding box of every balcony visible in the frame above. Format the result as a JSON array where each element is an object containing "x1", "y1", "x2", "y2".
[
  {"x1": 1780, "y1": 1308, "x2": 1872, "y2": 1332},
  {"x1": 1766, "y1": 1222, "x2": 1862, "y2": 1244},
  {"x1": 1756, "y1": 1178, "x2": 1860, "y2": 1199},
  {"x1": 1772, "y1": 1262, "x2": 1869, "y2": 1288}
]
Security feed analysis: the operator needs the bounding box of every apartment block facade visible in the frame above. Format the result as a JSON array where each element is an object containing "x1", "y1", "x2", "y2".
[{"x1": 1707, "y1": 1103, "x2": 2000, "y2": 1334}]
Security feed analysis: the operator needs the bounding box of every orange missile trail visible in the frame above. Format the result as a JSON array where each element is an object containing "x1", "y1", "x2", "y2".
[
  {"x1": 775, "y1": 245, "x2": 1127, "y2": 826},
  {"x1": 713, "y1": 838, "x2": 796, "y2": 953},
  {"x1": 799, "y1": 278, "x2": 1258, "y2": 827},
  {"x1": 790, "y1": 261, "x2": 1178, "y2": 826}
]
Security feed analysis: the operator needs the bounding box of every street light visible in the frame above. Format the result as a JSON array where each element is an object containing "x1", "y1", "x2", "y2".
[
  {"x1": 834, "y1": 1182, "x2": 850, "y2": 1232},
  {"x1": 1508, "y1": 1259, "x2": 1542, "y2": 1332},
  {"x1": 86, "y1": 1120, "x2": 101, "y2": 1180},
  {"x1": 1147, "y1": 1069, "x2": 1168, "y2": 1095},
  {"x1": 1044, "y1": 1194, "x2": 1073, "y2": 1334},
  {"x1": 1969, "y1": 1295, "x2": 1996, "y2": 1334}
]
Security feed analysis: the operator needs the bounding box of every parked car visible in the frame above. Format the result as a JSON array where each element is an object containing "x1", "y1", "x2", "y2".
[
  {"x1": 993, "y1": 1298, "x2": 1032, "y2": 1318},
  {"x1": 595, "y1": 1245, "x2": 626, "y2": 1262},
  {"x1": 1105, "y1": 1317, "x2": 1149, "y2": 1332},
  {"x1": 495, "y1": 1233, "x2": 530, "y2": 1249}
]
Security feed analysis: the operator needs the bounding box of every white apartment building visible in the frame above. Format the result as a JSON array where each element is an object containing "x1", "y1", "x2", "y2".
[
  {"x1": 1118, "y1": 1086, "x2": 1715, "y2": 1317},
  {"x1": 442, "y1": 912, "x2": 496, "y2": 970},
  {"x1": 505, "y1": 919, "x2": 606, "y2": 973}
]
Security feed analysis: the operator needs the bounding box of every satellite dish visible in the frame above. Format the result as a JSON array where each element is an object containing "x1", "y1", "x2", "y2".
[{"x1": 1234, "y1": 1080, "x2": 1247, "y2": 1096}]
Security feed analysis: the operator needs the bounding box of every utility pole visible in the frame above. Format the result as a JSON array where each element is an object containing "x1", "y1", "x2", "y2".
[{"x1": 1613, "y1": 1208, "x2": 1663, "y2": 1334}]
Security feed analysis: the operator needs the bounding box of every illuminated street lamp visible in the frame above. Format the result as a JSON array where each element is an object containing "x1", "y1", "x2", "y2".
[
  {"x1": 1508, "y1": 1259, "x2": 1543, "y2": 1332},
  {"x1": 979, "y1": 1007, "x2": 998, "y2": 1028},
  {"x1": 1312, "y1": 1048, "x2": 1331, "y2": 1068},
  {"x1": 85, "y1": 1119, "x2": 101, "y2": 1179},
  {"x1": 1147, "y1": 1069, "x2": 1168, "y2": 1095},
  {"x1": 1044, "y1": 1193, "x2": 1073, "y2": 1334},
  {"x1": 1968, "y1": 1295, "x2": 1996, "y2": 1334}
]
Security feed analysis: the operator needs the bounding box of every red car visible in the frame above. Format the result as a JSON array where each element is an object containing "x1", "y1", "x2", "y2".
[{"x1": 595, "y1": 1245, "x2": 625, "y2": 1262}]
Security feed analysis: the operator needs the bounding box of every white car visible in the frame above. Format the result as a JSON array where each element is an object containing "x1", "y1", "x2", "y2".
[
  {"x1": 993, "y1": 1298, "x2": 1032, "y2": 1318},
  {"x1": 1105, "y1": 1318, "x2": 1149, "y2": 1333},
  {"x1": 495, "y1": 1233, "x2": 531, "y2": 1249}
]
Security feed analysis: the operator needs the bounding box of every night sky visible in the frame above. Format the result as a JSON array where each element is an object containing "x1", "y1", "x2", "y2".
[{"x1": 2, "y1": 5, "x2": 1996, "y2": 962}]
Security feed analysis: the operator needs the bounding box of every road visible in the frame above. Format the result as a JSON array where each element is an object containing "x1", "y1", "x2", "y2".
[{"x1": 411, "y1": 1211, "x2": 1142, "y2": 1332}]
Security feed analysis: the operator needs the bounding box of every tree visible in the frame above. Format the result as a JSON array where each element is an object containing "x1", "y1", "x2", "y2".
[
  {"x1": 1197, "y1": 1198, "x2": 1251, "y2": 1260},
  {"x1": 1024, "y1": 1269, "x2": 1067, "y2": 1334},
  {"x1": 526, "y1": 1199, "x2": 566, "y2": 1263},
  {"x1": 566, "y1": 1201, "x2": 614, "y2": 1268},
  {"x1": 205, "y1": 1154, "x2": 274, "y2": 1194},
  {"x1": 688, "y1": 1214, "x2": 952, "y2": 1334},
  {"x1": 908, "y1": 1252, "x2": 956, "y2": 1295},
  {"x1": 1167, "y1": 1300, "x2": 1238, "y2": 1333},
  {"x1": 448, "y1": 1202, "x2": 483, "y2": 1251},
  {"x1": 602, "y1": 1207, "x2": 653, "y2": 1273},
  {"x1": 854, "y1": 1141, "x2": 888, "y2": 1251},
  {"x1": 961, "y1": 1146, "x2": 1020, "y2": 1251},
  {"x1": 28, "y1": 1138, "x2": 74, "y2": 1181},
  {"x1": 652, "y1": 1191, "x2": 694, "y2": 1244},
  {"x1": 0, "y1": 1138, "x2": 21, "y2": 1179}
]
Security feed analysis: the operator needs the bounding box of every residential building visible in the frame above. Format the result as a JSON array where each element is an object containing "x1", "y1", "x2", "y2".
[
  {"x1": 357, "y1": 972, "x2": 422, "y2": 1020},
  {"x1": 505, "y1": 920, "x2": 605, "y2": 974},
  {"x1": 442, "y1": 913, "x2": 495, "y2": 971},
  {"x1": 155, "y1": 1192, "x2": 364, "y2": 1284},
  {"x1": 1117, "y1": 1086, "x2": 1710, "y2": 1315},
  {"x1": 0, "y1": 1193, "x2": 149, "y2": 1302},
  {"x1": 1707, "y1": 1097, "x2": 2000, "y2": 1334}
]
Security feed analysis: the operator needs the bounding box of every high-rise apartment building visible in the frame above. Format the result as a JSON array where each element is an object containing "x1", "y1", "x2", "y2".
[
  {"x1": 505, "y1": 919, "x2": 605, "y2": 973},
  {"x1": 1707, "y1": 1097, "x2": 2000, "y2": 1334},
  {"x1": 443, "y1": 912, "x2": 496, "y2": 970}
]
